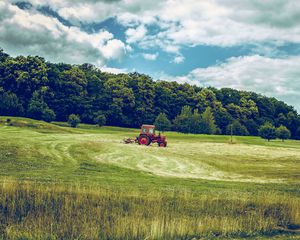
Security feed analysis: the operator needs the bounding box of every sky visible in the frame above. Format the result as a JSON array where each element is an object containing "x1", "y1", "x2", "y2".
[{"x1": 1, "y1": 0, "x2": 300, "y2": 112}]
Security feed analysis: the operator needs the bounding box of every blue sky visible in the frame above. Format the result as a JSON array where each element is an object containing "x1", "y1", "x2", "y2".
[{"x1": 1, "y1": 0, "x2": 300, "y2": 111}]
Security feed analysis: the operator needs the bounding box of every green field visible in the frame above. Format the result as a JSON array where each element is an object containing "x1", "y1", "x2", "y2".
[{"x1": 0, "y1": 117, "x2": 300, "y2": 239}]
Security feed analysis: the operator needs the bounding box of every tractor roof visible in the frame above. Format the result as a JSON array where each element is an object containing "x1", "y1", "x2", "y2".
[{"x1": 141, "y1": 124, "x2": 155, "y2": 128}]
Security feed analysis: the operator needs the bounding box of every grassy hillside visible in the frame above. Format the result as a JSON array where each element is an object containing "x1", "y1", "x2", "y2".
[{"x1": 0, "y1": 117, "x2": 300, "y2": 239}]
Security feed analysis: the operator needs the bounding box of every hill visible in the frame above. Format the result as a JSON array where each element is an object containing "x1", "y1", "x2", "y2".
[
  {"x1": 0, "y1": 117, "x2": 299, "y2": 239},
  {"x1": 1, "y1": 48, "x2": 300, "y2": 139}
]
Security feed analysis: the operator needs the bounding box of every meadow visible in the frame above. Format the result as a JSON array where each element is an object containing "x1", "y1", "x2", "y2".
[{"x1": 0, "y1": 117, "x2": 300, "y2": 239}]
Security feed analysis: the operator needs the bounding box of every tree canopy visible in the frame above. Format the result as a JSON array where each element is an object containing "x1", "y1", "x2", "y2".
[
  {"x1": 276, "y1": 125, "x2": 291, "y2": 141},
  {"x1": 258, "y1": 122, "x2": 277, "y2": 141},
  {"x1": 1, "y1": 49, "x2": 300, "y2": 138}
]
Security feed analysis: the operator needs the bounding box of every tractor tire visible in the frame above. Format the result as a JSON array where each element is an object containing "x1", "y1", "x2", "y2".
[
  {"x1": 158, "y1": 142, "x2": 167, "y2": 147},
  {"x1": 138, "y1": 135, "x2": 151, "y2": 146}
]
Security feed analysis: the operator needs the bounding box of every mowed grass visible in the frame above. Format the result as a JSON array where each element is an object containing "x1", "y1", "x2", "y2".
[{"x1": 0, "y1": 116, "x2": 300, "y2": 239}]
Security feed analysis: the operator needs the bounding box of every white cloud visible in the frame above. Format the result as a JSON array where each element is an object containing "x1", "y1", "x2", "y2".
[
  {"x1": 165, "y1": 55, "x2": 300, "y2": 111},
  {"x1": 173, "y1": 55, "x2": 185, "y2": 64},
  {"x1": 101, "y1": 39, "x2": 126, "y2": 60},
  {"x1": 125, "y1": 25, "x2": 147, "y2": 44},
  {"x1": 57, "y1": 2, "x2": 114, "y2": 24},
  {"x1": 142, "y1": 52, "x2": 158, "y2": 61},
  {"x1": 8, "y1": 0, "x2": 300, "y2": 59},
  {"x1": 0, "y1": 1, "x2": 127, "y2": 66},
  {"x1": 100, "y1": 65, "x2": 127, "y2": 74}
]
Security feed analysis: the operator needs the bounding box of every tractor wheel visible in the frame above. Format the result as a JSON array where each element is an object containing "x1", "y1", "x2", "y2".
[
  {"x1": 158, "y1": 142, "x2": 167, "y2": 147},
  {"x1": 138, "y1": 135, "x2": 151, "y2": 146}
]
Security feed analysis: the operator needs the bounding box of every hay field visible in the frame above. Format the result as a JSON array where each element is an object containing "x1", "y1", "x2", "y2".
[{"x1": 0, "y1": 117, "x2": 299, "y2": 239}]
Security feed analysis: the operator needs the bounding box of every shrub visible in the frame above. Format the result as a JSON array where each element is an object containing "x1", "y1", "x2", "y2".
[
  {"x1": 42, "y1": 108, "x2": 56, "y2": 123},
  {"x1": 68, "y1": 114, "x2": 81, "y2": 128}
]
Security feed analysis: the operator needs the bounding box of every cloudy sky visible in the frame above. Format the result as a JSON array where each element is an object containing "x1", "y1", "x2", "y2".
[{"x1": 1, "y1": 0, "x2": 300, "y2": 111}]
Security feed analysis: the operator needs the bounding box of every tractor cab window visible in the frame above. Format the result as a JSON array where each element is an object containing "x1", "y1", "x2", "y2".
[
  {"x1": 149, "y1": 128, "x2": 154, "y2": 134},
  {"x1": 142, "y1": 128, "x2": 147, "y2": 133}
]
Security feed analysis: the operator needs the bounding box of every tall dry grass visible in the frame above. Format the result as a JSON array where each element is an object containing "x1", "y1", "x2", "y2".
[{"x1": 0, "y1": 180, "x2": 299, "y2": 239}]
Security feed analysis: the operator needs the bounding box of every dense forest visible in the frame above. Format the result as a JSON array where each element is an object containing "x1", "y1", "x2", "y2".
[{"x1": 1, "y1": 48, "x2": 300, "y2": 139}]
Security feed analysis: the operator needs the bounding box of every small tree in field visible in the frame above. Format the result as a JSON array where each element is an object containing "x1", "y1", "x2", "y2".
[
  {"x1": 68, "y1": 114, "x2": 80, "y2": 128},
  {"x1": 276, "y1": 125, "x2": 291, "y2": 141},
  {"x1": 94, "y1": 114, "x2": 106, "y2": 127},
  {"x1": 258, "y1": 122, "x2": 276, "y2": 141},
  {"x1": 200, "y1": 107, "x2": 217, "y2": 134},
  {"x1": 173, "y1": 106, "x2": 192, "y2": 133},
  {"x1": 154, "y1": 113, "x2": 171, "y2": 132}
]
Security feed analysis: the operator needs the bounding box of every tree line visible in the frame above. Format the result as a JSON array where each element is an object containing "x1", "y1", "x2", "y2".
[{"x1": 1, "y1": 48, "x2": 300, "y2": 139}]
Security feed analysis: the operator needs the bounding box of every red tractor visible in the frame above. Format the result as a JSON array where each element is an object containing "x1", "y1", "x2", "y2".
[
  {"x1": 137, "y1": 125, "x2": 167, "y2": 147},
  {"x1": 123, "y1": 124, "x2": 167, "y2": 147}
]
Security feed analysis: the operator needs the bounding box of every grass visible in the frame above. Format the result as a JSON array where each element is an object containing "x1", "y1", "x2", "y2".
[{"x1": 0, "y1": 116, "x2": 300, "y2": 239}]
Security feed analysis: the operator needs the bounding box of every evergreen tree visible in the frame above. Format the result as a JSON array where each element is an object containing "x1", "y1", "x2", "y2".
[
  {"x1": 154, "y1": 113, "x2": 171, "y2": 132},
  {"x1": 68, "y1": 114, "x2": 81, "y2": 128},
  {"x1": 173, "y1": 106, "x2": 192, "y2": 133},
  {"x1": 190, "y1": 109, "x2": 201, "y2": 134},
  {"x1": 200, "y1": 107, "x2": 217, "y2": 134},
  {"x1": 258, "y1": 122, "x2": 276, "y2": 141},
  {"x1": 276, "y1": 125, "x2": 291, "y2": 141}
]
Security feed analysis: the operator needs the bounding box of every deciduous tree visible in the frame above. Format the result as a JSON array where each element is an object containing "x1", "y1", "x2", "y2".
[
  {"x1": 276, "y1": 125, "x2": 291, "y2": 141},
  {"x1": 258, "y1": 122, "x2": 276, "y2": 141}
]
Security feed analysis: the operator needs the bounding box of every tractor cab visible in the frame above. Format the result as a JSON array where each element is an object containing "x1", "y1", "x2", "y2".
[{"x1": 140, "y1": 125, "x2": 155, "y2": 135}]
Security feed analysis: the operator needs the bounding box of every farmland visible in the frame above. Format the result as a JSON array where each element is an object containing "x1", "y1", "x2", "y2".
[{"x1": 0, "y1": 117, "x2": 300, "y2": 239}]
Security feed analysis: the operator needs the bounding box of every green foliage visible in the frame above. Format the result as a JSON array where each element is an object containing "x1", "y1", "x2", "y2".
[
  {"x1": 0, "y1": 49, "x2": 299, "y2": 138},
  {"x1": 258, "y1": 122, "x2": 276, "y2": 141},
  {"x1": 173, "y1": 106, "x2": 218, "y2": 135},
  {"x1": 68, "y1": 114, "x2": 81, "y2": 128},
  {"x1": 94, "y1": 114, "x2": 106, "y2": 127},
  {"x1": 296, "y1": 127, "x2": 300, "y2": 140},
  {"x1": 226, "y1": 120, "x2": 249, "y2": 136},
  {"x1": 194, "y1": 88, "x2": 218, "y2": 112},
  {"x1": 173, "y1": 106, "x2": 193, "y2": 133},
  {"x1": 41, "y1": 108, "x2": 56, "y2": 123},
  {"x1": 200, "y1": 107, "x2": 217, "y2": 134},
  {"x1": 243, "y1": 119, "x2": 259, "y2": 136},
  {"x1": 276, "y1": 125, "x2": 291, "y2": 141},
  {"x1": 0, "y1": 48, "x2": 9, "y2": 62},
  {"x1": 154, "y1": 113, "x2": 171, "y2": 132},
  {"x1": 27, "y1": 91, "x2": 56, "y2": 122},
  {"x1": 0, "y1": 89, "x2": 24, "y2": 116},
  {"x1": 190, "y1": 109, "x2": 201, "y2": 134}
]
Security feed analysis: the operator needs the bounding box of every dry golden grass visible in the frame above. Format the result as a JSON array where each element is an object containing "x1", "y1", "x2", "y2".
[{"x1": 0, "y1": 180, "x2": 299, "y2": 240}]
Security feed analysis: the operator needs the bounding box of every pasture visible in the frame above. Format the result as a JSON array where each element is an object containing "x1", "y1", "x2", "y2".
[{"x1": 0, "y1": 117, "x2": 299, "y2": 239}]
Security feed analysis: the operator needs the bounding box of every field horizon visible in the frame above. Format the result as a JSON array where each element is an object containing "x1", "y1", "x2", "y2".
[{"x1": 0, "y1": 116, "x2": 300, "y2": 239}]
